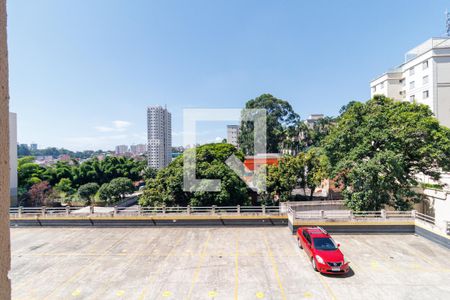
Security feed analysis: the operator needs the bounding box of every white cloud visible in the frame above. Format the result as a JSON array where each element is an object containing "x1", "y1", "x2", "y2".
[{"x1": 94, "y1": 120, "x2": 132, "y2": 133}]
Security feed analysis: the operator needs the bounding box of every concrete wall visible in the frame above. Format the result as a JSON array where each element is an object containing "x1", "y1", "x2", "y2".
[
  {"x1": 9, "y1": 112, "x2": 16, "y2": 206},
  {"x1": 0, "y1": 0, "x2": 11, "y2": 298}
]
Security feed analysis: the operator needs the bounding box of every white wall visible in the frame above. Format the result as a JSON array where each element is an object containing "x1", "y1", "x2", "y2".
[{"x1": 9, "y1": 112, "x2": 17, "y2": 206}]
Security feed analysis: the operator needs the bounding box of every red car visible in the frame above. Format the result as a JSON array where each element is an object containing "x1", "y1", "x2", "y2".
[{"x1": 297, "y1": 226, "x2": 350, "y2": 274}]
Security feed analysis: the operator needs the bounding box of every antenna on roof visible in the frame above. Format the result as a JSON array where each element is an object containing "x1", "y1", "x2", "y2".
[{"x1": 446, "y1": 9, "x2": 450, "y2": 36}]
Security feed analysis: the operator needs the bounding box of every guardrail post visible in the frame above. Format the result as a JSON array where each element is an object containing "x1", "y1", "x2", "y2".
[
  {"x1": 381, "y1": 209, "x2": 386, "y2": 219},
  {"x1": 262, "y1": 205, "x2": 266, "y2": 215},
  {"x1": 65, "y1": 206, "x2": 70, "y2": 216},
  {"x1": 138, "y1": 205, "x2": 142, "y2": 216},
  {"x1": 237, "y1": 205, "x2": 241, "y2": 215},
  {"x1": 18, "y1": 206, "x2": 23, "y2": 218},
  {"x1": 349, "y1": 210, "x2": 353, "y2": 220},
  {"x1": 187, "y1": 205, "x2": 191, "y2": 215},
  {"x1": 212, "y1": 205, "x2": 216, "y2": 215},
  {"x1": 41, "y1": 206, "x2": 46, "y2": 217},
  {"x1": 114, "y1": 206, "x2": 118, "y2": 216},
  {"x1": 162, "y1": 205, "x2": 166, "y2": 214},
  {"x1": 320, "y1": 210, "x2": 325, "y2": 219},
  {"x1": 90, "y1": 206, "x2": 94, "y2": 215},
  {"x1": 411, "y1": 210, "x2": 417, "y2": 219}
]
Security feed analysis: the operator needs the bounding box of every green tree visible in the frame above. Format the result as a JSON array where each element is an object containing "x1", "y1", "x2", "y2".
[
  {"x1": 54, "y1": 178, "x2": 75, "y2": 196},
  {"x1": 323, "y1": 96, "x2": 450, "y2": 211},
  {"x1": 78, "y1": 182, "x2": 100, "y2": 204},
  {"x1": 238, "y1": 94, "x2": 299, "y2": 155},
  {"x1": 139, "y1": 143, "x2": 250, "y2": 207},
  {"x1": 109, "y1": 177, "x2": 134, "y2": 200}
]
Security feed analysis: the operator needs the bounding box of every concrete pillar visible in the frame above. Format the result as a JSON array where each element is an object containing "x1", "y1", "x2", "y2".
[
  {"x1": 237, "y1": 205, "x2": 241, "y2": 215},
  {"x1": 411, "y1": 210, "x2": 417, "y2": 219},
  {"x1": 212, "y1": 205, "x2": 216, "y2": 215},
  {"x1": 162, "y1": 205, "x2": 166, "y2": 214},
  {"x1": 90, "y1": 206, "x2": 94, "y2": 215},
  {"x1": 65, "y1": 206, "x2": 70, "y2": 216},
  {"x1": 262, "y1": 205, "x2": 266, "y2": 215},
  {"x1": 381, "y1": 209, "x2": 386, "y2": 219},
  {"x1": 41, "y1": 206, "x2": 47, "y2": 217},
  {"x1": 0, "y1": 0, "x2": 11, "y2": 297},
  {"x1": 138, "y1": 205, "x2": 142, "y2": 216},
  {"x1": 187, "y1": 205, "x2": 191, "y2": 215},
  {"x1": 320, "y1": 210, "x2": 325, "y2": 219},
  {"x1": 114, "y1": 206, "x2": 118, "y2": 216},
  {"x1": 349, "y1": 210, "x2": 353, "y2": 221},
  {"x1": 18, "y1": 206, "x2": 22, "y2": 218}
]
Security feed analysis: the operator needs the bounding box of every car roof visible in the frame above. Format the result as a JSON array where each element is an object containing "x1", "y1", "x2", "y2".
[{"x1": 304, "y1": 227, "x2": 330, "y2": 238}]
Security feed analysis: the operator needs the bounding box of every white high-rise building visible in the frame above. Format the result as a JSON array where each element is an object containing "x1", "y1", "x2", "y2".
[
  {"x1": 9, "y1": 112, "x2": 17, "y2": 206},
  {"x1": 370, "y1": 37, "x2": 450, "y2": 128},
  {"x1": 147, "y1": 105, "x2": 172, "y2": 169},
  {"x1": 227, "y1": 125, "x2": 240, "y2": 147}
]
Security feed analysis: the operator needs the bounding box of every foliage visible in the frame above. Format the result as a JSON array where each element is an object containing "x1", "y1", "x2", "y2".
[
  {"x1": 238, "y1": 94, "x2": 300, "y2": 155},
  {"x1": 17, "y1": 145, "x2": 106, "y2": 159},
  {"x1": 323, "y1": 95, "x2": 450, "y2": 211},
  {"x1": 17, "y1": 156, "x2": 146, "y2": 205},
  {"x1": 27, "y1": 181, "x2": 53, "y2": 207},
  {"x1": 78, "y1": 183, "x2": 100, "y2": 204},
  {"x1": 98, "y1": 178, "x2": 134, "y2": 204},
  {"x1": 54, "y1": 178, "x2": 75, "y2": 196},
  {"x1": 263, "y1": 148, "x2": 329, "y2": 202},
  {"x1": 139, "y1": 143, "x2": 250, "y2": 207}
]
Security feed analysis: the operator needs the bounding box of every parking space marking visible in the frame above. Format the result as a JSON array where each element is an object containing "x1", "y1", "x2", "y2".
[
  {"x1": 162, "y1": 290, "x2": 173, "y2": 297},
  {"x1": 42, "y1": 230, "x2": 131, "y2": 300},
  {"x1": 137, "y1": 234, "x2": 185, "y2": 300},
  {"x1": 316, "y1": 274, "x2": 337, "y2": 300},
  {"x1": 208, "y1": 290, "x2": 218, "y2": 297},
  {"x1": 263, "y1": 234, "x2": 287, "y2": 300},
  {"x1": 186, "y1": 232, "x2": 212, "y2": 300}
]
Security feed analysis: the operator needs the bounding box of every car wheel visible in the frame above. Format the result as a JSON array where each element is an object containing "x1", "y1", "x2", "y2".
[{"x1": 311, "y1": 258, "x2": 318, "y2": 272}]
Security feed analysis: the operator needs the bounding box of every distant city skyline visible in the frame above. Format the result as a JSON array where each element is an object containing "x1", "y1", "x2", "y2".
[{"x1": 8, "y1": 1, "x2": 449, "y2": 151}]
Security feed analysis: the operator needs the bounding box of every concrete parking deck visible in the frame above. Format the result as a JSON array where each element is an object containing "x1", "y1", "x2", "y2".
[{"x1": 11, "y1": 228, "x2": 450, "y2": 300}]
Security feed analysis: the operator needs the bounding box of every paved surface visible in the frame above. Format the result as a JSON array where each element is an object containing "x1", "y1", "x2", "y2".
[{"x1": 10, "y1": 228, "x2": 450, "y2": 300}]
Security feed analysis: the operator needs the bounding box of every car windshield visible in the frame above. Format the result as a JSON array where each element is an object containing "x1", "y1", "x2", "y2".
[{"x1": 313, "y1": 238, "x2": 337, "y2": 250}]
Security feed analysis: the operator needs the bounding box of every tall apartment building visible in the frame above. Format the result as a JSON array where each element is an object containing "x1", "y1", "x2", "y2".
[
  {"x1": 115, "y1": 145, "x2": 128, "y2": 155},
  {"x1": 227, "y1": 125, "x2": 240, "y2": 147},
  {"x1": 370, "y1": 37, "x2": 450, "y2": 128},
  {"x1": 147, "y1": 105, "x2": 172, "y2": 169},
  {"x1": 9, "y1": 113, "x2": 17, "y2": 206},
  {"x1": 30, "y1": 143, "x2": 37, "y2": 151}
]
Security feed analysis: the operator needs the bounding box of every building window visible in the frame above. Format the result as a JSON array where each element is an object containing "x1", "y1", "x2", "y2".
[
  {"x1": 423, "y1": 90, "x2": 429, "y2": 99},
  {"x1": 399, "y1": 79, "x2": 405, "y2": 85},
  {"x1": 423, "y1": 60, "x2": 429, "y2": 69},
  {"x1": 410, "y1": 81, "x2": 415, "y2": 89},
  {"x1": 409, "y1": 67, "x2": 415, "y2": 75},
  {"x1": 423, "y1": 75, "x2": 429, "y2": 85},
  {"x1": 380, "y1": 82, "x2": 384, "y2": 89},
  {"x1": 410, "y1": 95, "x2": 415, "y2": 102}
]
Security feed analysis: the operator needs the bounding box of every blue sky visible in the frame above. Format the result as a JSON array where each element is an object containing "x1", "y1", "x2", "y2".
[{"x1": 8, "y1": 0, "x2": 448, "y2": 151}]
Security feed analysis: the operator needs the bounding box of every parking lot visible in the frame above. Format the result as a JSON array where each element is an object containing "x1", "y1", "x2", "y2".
[{"x1": 10, "y1": 227, "x2": 450, "y2": 300}]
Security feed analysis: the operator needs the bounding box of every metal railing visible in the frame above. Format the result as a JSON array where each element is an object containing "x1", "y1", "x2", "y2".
[
  {"x1": 415, "y1": 212, "x2": 436, "y2": 225},
  {"x1": 9, "y1": 205, "x2": 284, "y2": 217},
  {"x1": 291, "y1": 209, "x2": 416, "y2": 222}
]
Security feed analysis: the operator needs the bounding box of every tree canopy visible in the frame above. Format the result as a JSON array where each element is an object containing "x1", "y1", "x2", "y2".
[
  {"x1": 139, "y1": 143, "x2": 251, "y2": 207},
  {"x1": 238, "y1": 94, "x2": 300, "y2": 155},
  {"x1": 323, "y1": 95, "x2": 450, "y2": 210}
]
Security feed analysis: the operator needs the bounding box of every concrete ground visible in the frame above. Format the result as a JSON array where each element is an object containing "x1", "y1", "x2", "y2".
[{"x1": 10, "y1": 228, "x2": 450, "y2": 300}]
